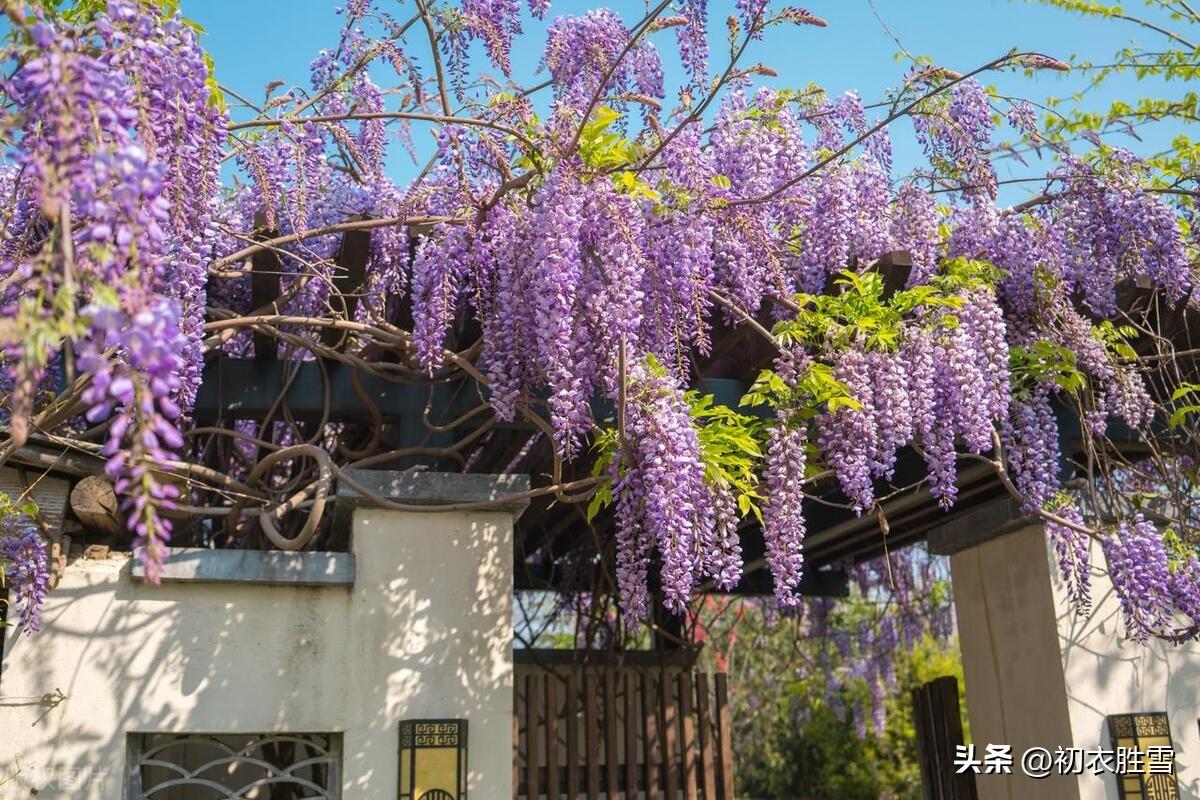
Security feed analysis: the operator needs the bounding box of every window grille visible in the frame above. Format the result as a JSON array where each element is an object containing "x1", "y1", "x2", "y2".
[
  {"x1": 1107, "y1": 713, "x2": 1180, "y2": 800},
  {"x1": 126, "y1": 732, "x2": 341, "y2": 799}
]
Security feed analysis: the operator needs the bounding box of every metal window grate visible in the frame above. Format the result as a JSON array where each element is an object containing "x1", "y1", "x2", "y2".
[{"x1": 126, "y1": 732, "x2": 341, "y2": 799}]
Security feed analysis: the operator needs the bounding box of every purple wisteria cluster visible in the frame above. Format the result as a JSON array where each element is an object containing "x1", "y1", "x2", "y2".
[
  {"x1": 808, "y1": 284, "x2": 1010, "y2": 518},
  {"x1": 0, "y1": 514, "x2": 48, "y2": 635},
  {"x1": 0, "y1": 1, "x2": 225, "y2": 580},
  {"x1": 822, "y1": 550, "x2": 956, "y2": 737},
  {"x1": 737, "y1": 547, "x2": 955, "y2": 740},
  {"x1": 439, "y1": 0, "x2": 550, "y2": 90},
  {"x1": 2, "y1": 0, "x2": 1198, "y2": 644},
  {"x1": 389, "y1": 30, "x2": 1192, "y2": 626},
  {"x1": 1103, "y1": 515, "x2": 1200, "y2": 643},
  {"x1": 762, "y1": 411, "x2": 808, "y2": 608},
  {"x1": 214, "y1": 1, "x2": 1191, "y2": 630},
  {"x1": 544, "y1": 9, "x2": 664, "y2": 115},
  {"x1": 78, "y1": 300, "x2": 189, "y2": 582},
  {"x1": 612, "y1": 363, "x2": 742, "y2": 626}
]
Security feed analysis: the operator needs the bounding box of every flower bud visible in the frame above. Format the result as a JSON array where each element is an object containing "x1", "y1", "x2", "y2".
[
  {"x1": 649, "y1": 15, "x2": 689, "y2": 31},
  {"x1": 780, "y1": 7, "x2": 828, "y2": 27}
]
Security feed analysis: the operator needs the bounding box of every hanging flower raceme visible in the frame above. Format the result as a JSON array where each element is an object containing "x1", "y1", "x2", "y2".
[
  {"x1": 0, "y1": 3, "x2": 225, "y2": 582},
  {"x1": 99, "y1": 1, "x2": 227, "y2": 404},
  {"x1": 411, "y1": 222, "x2": 471, "y2": 371},
  {"x1": 1052, "y1": 150, "x2": 1190, "y2": 315},
  {"x1": 608, "y1": 360, "x2": 742, "y2": 624},
  {"x1": 544, "y1": 9, "x2": 665, "y2": 115},
  {"x1": 6, "y1": 0, "x2": 1200, "y2": 648},
  {"x1": 817, "y1": 348, "x2": 878, "y2": 513},
  {"x1": 1102, "y1": 515, "x2": 1200, "y2": 643},
  {"x1": 416, "y1": 163, "x2": 658, "y2": 458},
  {"x1": 673, "y1": 0, "x2": 709, "y2": 85},
  {"x1": 890, "y1": 184, "x2": 939, "y2": 285},
  {"x1": 0, "y1": 514, "x2": 48, "y2": 635},
  {"x1": 526, "y1": 171, "x2": 593, "y2": 455},
  {"x1": 913, "y1": 78, "x2": 998, "y2": 198},
  {"x1": 78, "y1": 299, "x2": 189, "y2": 583},
  {"x1": 1, "y1": 19, "x2": 137, "y2": 431},
  {"x1": 762, "y1": 410, "x2": 808, "y2": 606}
]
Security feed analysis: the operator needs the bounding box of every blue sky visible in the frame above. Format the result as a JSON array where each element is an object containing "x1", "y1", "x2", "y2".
[{"x1": 187, "y1": 0, "x2": 1189, "y2": 201}]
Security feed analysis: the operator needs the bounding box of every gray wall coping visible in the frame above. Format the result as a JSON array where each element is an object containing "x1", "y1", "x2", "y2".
[
  {"x1": 337, "y1": 469, "x2": 532, "y2": 514},
  {"x1": 131, "y1": 547, "x2": 355, "y2": 587}
]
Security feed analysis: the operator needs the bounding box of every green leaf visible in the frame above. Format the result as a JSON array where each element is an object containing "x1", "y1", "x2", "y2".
[{"x1": 586, "y1": 480, "x2": 613, "y2": 522}]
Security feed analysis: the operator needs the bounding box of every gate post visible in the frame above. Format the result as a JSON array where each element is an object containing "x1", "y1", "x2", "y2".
[{"x1": 931, "y1": 499, "x2": 1200, "y2": 800}]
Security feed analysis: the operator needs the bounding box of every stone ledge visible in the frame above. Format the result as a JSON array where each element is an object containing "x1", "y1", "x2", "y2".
[
  {"x1": 131, "y1": 547, "x2": 355, "y2": 586},
  {"x1": 336, "y1": 469, "x2": 532, "y2": 515}
]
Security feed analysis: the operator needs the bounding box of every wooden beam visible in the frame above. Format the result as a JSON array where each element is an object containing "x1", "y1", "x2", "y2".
[
  {"x1": 321, "y1": 227, "x2": 373, "y2": 349},
  {"x1": 249, "y1": 224, "x2": 281, "y2": 360},
  {"x1": 513, "y1": 561, "x2": 849, "y2": 598}
]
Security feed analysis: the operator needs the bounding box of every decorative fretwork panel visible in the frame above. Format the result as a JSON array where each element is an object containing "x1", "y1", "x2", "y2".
[
  {"x1": 1107, "y1": 712, "x2": 1180, "y2": 800},
  {"x1": 127, "y1": 732, "x2": 341, "y2": 799},
  {"x1": 398, "y1": 720, "x2": 468, "y2": 800}
]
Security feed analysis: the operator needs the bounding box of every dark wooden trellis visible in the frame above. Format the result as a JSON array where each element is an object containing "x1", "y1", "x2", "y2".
[
  {"x1": 196, "y1": 225, "x2": 856, "y2": 598},
  {"x1": 912, "y1": 676, "x2": 977, "y2": 800},
  {"x1": 514, "y1": 670, "x2": 735, "y2": 800},
  {"x1": 201, "y1": 224, "x2": 1131, "y2": 600}
]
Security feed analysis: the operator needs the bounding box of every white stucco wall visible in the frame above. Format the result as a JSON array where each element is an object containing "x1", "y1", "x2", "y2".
[
  {"x1": 0, "y1": 505, "x2": 513, "y2": 799},
  {"x1": 953, "y1": 522, "x2": 1200, "y2": 800},
  {"x1": 1057, "y1": 535, "x2": 1200, "y2": 800}
]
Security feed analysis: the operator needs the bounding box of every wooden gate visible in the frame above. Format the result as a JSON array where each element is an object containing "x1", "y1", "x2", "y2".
[
  {"x1": 514, "y1": 669, "x2": 735, "y2": 800},
  {"x1": 912, "y1": 675, "x2": 977, "y2": 800}
]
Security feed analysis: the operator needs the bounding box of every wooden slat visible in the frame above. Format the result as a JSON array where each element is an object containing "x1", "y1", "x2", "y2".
[
  {"x1": 528, "y1": 673, "x2": 541, "y2": 800},
  {"x1": 515, "y1": 683, "x2": 521, "y2": 799},
  {"x1": 249, "y1": 223, "x2": 281, "y2": 360},
  {"x1": 678, "y1": 673, "x2": 698, "y2": 800},
  {"x1": 714, "y1": 674, "x2": 734, "y2": 800},
  {"x1": 584, "y1": 673, "x2": 599, "y2": 800},
  {"x1": 566, "y1": 673, "x2": 579, "y2": 800},
  {"x1": 919, "y1": 676, "x2": 977, "y2": 800},
  {"x1": 940, "y1": 677, "x2": 978, "y2": 800},
  {"x1": 642, "y1": 672, "x2": 660, "y2": 800},
  {"x1": 929, "y1": 681, "x2": 946, "y2": 799},
  {"x1": 927, "y1": 679, "x2": 950, "y2": 800},
  {"x1": 604, "y1": 672, "x2": 618, "y2": 800},
  {"x1": 547, "y1": 675, "x2": 561, "y2": 800},
  {"x1": 624, "y1": 673, "x2": 638, "y2": 797},
  {"x1": 695, "y1": 674, "x2": 717, "y2": 800},
  {"x1": 320, "y1": 227, "x2": 372, "y2": 348},
  {"x1": 934, "y1": 682, "x2": 949, "y2": 799},
  {"x1": 912, "y1": 684, "x2": 937, "y2": 800},
  {"x1": 662, "y1": 672, "x2": 680, "y2": 800}
]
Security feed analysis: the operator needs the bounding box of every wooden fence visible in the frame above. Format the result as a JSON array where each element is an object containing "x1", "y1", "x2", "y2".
[{"x1": 514, "y1": 670, "x2": 735, "y2": 800}]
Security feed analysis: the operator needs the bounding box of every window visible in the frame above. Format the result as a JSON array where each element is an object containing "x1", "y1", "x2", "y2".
[{"x1": 127, "y1": 732, "x2": 341, "y2": 799}]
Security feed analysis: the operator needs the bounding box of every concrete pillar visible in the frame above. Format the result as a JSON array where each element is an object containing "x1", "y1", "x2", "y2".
[
  {"x1": 0, "y1": 470, "x2": 524, "y2": 799},
  {"x1": 949, "y1": 523, "x2": 1082, "y2": 799},
  {"x1": 940, "y1": 508, "x2": 1200, "y2": 800}
]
